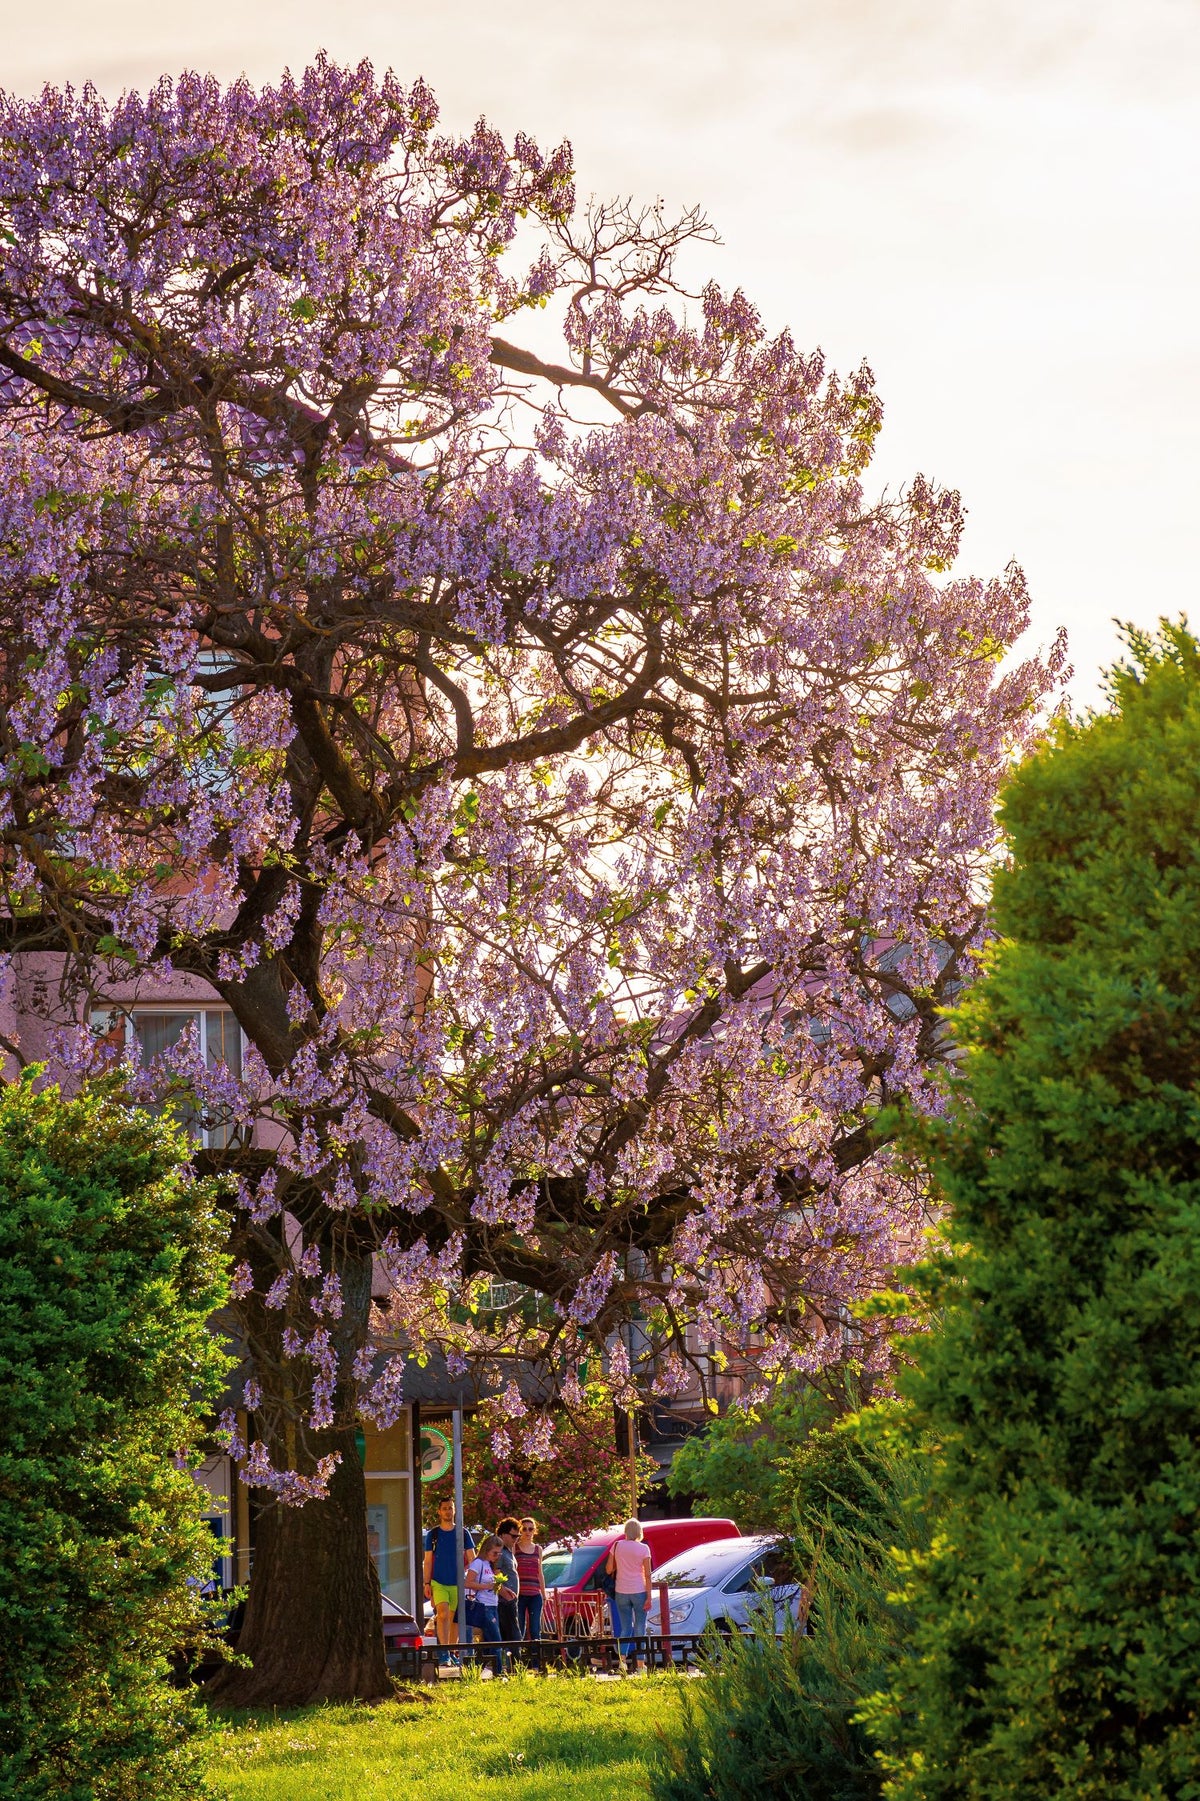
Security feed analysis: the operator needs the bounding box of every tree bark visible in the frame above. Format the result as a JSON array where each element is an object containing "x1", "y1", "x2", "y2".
[{"x1": 206, "y1": 1233, "x2": 392, "y2": 1707}]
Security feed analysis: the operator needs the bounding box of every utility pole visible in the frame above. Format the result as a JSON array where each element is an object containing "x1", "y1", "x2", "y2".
[
  {"x1": 625, "y1": 1310, "x2": 641, "y2": 1518},
  {"x1": 452, "y1": 1406, "x2": 466, "y2": 1654}
]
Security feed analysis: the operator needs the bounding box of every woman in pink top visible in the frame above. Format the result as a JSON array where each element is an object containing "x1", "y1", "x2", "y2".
[
  {"x1": 514, "y1": 1516, "x2": 548, "y2": 1643},
  {"x1": 606, "y1": 1519, "x2": 653, "y2": 1673}
]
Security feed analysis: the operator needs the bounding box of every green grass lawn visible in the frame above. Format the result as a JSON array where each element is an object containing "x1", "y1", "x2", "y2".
[{"x1": 208, "y1": 1670, "x2": 682, "y2": 1801}]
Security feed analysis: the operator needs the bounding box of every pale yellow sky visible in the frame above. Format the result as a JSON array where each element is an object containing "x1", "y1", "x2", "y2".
[{"x1": 5, "y1": 0, "x2": 1199, "y2": 704}]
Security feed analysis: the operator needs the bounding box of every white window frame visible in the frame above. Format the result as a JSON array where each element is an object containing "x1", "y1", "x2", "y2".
[{"x1": 90, "y1": 1004, "x2": 249, "y2": 1149}]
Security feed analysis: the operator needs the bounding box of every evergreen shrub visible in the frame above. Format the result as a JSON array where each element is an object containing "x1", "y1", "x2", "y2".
[
  {"x1": 0, "y1": 1073, "x2": 230, "y2": 1800},
  {"x1": 869, "y1": 627, "x2": 1200, "y2": 1798}
]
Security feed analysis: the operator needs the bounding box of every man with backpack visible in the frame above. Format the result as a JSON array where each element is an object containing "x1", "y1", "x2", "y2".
[{"x1": 423, "y1": 1497, "x2": 475, "y2": 1666}]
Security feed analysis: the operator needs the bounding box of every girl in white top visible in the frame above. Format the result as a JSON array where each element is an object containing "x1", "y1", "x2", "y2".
[{"x1": 464, "y1": 1534, "x2": 507, "y2": 1673}]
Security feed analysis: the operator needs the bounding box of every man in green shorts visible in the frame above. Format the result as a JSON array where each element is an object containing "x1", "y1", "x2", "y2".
[{"x1": 423, "y1": 1497, "x2": 475, "y2": 1664}]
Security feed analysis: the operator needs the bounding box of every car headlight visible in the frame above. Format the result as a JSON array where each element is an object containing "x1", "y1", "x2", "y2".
[{"x1": 669, "y1": 1602, "x2": 694, "y2": 1624}]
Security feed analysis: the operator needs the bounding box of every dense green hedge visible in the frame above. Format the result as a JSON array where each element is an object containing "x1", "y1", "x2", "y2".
[
  {"x1": 0, "y1": 1074, "x2": 230, "y2": 1800},
  {"x1": 869, "y1": 627, "x2": 1200, "y2": 1798}
]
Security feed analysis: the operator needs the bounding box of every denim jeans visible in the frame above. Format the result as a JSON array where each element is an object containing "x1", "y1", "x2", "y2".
[
  {"x1": 472, "y1": 1604, "x2": 506, "y2": 1673},
  {"x1": 613, "y1": 1592, "x2": 649, "y2": 1665},
  {"x1": 517, "y1": 1593, "x2": 543, "y2": 1641}
]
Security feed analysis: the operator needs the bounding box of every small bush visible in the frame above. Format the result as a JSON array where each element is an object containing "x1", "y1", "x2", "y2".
[
  {"x1": 650, "y1": 1409, "x2": 931, "y2": 1801},
  {"x1": 785, "y1": 1409, "x2": 912, "y2": 1544},
  {"x1": 0, "y1": 1073, "x2": 231, "y2": 1800}
]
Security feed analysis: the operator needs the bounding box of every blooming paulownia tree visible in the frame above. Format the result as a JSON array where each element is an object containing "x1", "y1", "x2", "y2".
[{"x1": 0, "y1": 58, "x2": 1062, "y2": 1702}]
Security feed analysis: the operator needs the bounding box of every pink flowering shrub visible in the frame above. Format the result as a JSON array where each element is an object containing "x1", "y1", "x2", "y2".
[{"x1": 425, "y1": 1395, "x2": 657, "y2": 1540}]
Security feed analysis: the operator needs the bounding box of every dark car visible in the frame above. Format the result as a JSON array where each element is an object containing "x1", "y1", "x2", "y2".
[{"x1": 382, "y1": 1594, "x2": 423, "y2": 1664}]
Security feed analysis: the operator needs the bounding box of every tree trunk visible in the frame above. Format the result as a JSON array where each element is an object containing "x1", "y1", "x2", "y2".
[
  {"x1": 207, "y1": 1425, "x2": 389, "y2": 1706},
  {"x1": 206, "y1": 1230, "x2": 391, "y2": 1707}
]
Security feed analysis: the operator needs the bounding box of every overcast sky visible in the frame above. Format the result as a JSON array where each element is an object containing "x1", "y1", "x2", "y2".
[{"x1": 7, "y1": 0, "x2": 1198, "y2": 706}]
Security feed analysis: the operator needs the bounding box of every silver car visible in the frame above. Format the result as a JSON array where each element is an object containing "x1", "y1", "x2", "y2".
[{"x1": 648, "y1": 1534, "x2": 802, "y2": 1640}]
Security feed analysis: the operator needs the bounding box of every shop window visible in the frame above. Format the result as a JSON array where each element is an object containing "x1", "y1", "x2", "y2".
[{"x1": 364, "y1": 1414, "x2": 413, "y2": 1613}]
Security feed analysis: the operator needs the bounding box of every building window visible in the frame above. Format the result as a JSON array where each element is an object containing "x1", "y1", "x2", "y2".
[
  {"x1": 91, "y1": 1006, "x2": 248, "y2": 1149},
  {"x1": 193, "y1": 1454, "x2": 234, "y2": 1592}
]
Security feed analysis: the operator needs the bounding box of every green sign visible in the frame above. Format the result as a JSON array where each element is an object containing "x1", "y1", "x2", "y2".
[{"x1": 419, "y1": 1426, "x2": 453, "y2": 1483}]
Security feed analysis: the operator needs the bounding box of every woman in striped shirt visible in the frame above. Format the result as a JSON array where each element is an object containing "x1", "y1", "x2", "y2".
[{"x1": 515, "y1": 1516, "x2": 548, "y2": 1642}]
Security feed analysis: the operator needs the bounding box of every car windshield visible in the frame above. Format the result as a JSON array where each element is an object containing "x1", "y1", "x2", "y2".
[
  {"x1": 654, "y1": 1545, "x2": 753, "y2": 1588},
  {"x1": 541, "y1": 1546, "x2": 602, "y2": 1588}
]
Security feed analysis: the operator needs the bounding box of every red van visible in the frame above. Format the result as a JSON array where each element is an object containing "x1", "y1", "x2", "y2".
[{"x1": 541, "y1": 1519, "x2": 740, "y2": 1631}]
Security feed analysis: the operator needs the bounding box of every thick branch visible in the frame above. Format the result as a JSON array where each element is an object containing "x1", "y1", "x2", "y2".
[{"x1": 490, "y1": 336, "x2": 639, "y2": 418}]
